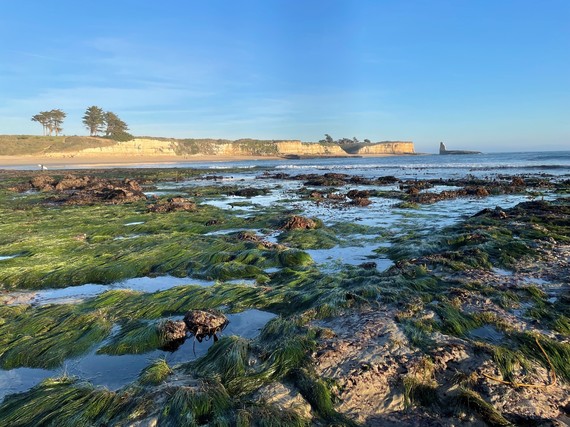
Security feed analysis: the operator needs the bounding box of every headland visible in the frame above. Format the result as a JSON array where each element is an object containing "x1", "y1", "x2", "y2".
[
  {"x1": 439, "y1": 142, "x2": 481, "y2": 155},
  {"x1": 0, "y1": 135, "x2": 416, "y2": 167}
]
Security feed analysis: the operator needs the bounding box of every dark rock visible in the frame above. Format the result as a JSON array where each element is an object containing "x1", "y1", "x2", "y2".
[
  {"x1": 375, "y1": 176, "x2": 399, "y2": 184},
  {"x1": 406, "y1": 187, "x2": 420, "y2": 196},
  {"x1": 148, "y1": 197, "x2": 196, "y2": 213},
  {"x1": 236, "y1": 231, "x2": 281, "y2": 249},
  {"x1": 183, "y1": 310, "x2": 229, "y2": 342},
  {"x1": 281, "y1": 215, "x2": 318, "y2": 230},
  {"x1": 327, "y1": 193, "x2": 346, "y2": 200},
  {"x1": 347, "y1": 190, "x2": 370, "y2": 200},
  {"x1": 512, "y1": 176, "x2": 526, "y2": 186},
  {"x1": 237, "y1": 231, "x2": 263, "y2": 243},
  {"x1": 27, "y1": 175, "x2": 147, "y2": 204},
  {"x1": 55, "y1": 175, "x2": 91, "y2": 191},
  {"x1": 359, "y1": 262, "x2": 377, "y2": 270},
  {"x1": 30, "y1": 175, "x2": 56, "y2": 191},
  {"x1": 310, "y1": 191, "x2": 323, "y2": 199},
  {"x1": 472, "y1": 206, "x2": 508, "y2": 218},
  {"x1": 350, "y1": 198, "x2": 372, "y2": 207},
  {"x1": 230, "y1": 188, "x2": 267, "y2": 197},
  {"x1": 465, "y1": 186, "x2": 489, "y2": 197},
  {"x1": 160, "y1": 320, "x2": 188, "y2": 341}
]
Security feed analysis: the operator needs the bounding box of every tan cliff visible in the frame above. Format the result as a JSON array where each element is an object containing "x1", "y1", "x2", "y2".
[
  {"x1": 353, "y1": 141, "x2": 415, "y2": 155},
  {"x1": 61, "y1": 138, "x2": 178, "y2": 157},
  {"x1": 71, "y1": 138, "x2": 414, "y2": 157},
  {"x1": 0, "y1": 136, "x2": 416, "y2": 162}
]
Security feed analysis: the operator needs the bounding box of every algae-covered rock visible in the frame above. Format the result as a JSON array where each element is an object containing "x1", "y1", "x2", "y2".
[
  {"x1": 148, "y1": 196, "x2": 196, "y2": 213},
  {"x1": 281, "y1": 215, "x2": 318, "y2": 230}
]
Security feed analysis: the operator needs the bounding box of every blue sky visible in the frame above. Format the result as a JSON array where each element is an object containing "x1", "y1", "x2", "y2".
[{"x1": 0, "y1": 1, "x2": 568, "y2": 152}]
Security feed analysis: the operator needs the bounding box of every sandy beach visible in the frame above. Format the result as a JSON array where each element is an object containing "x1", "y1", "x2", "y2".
[{"x1": 0, "y1": 154, "x2": 284, "y2": 168}]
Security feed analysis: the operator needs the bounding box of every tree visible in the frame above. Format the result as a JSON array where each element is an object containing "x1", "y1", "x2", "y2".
[
  {"x1": 324, "y1": 134, "x2": 334, "y2": 144},
  {"x1": 49, "y1": 109, "x2": 66, "y2": 136},
  {"x1": 82, "y1": 106, "x2": 105, "y2": 136},
  {"x1": 31, "y1": 109, "x2": 66, "y2": 136},
  {"x1": 104, "y1": 111, "x2": 133, "y2": 141},
  {"x1": 31, "y1": 112, "x2": 50, "y2": 136}
]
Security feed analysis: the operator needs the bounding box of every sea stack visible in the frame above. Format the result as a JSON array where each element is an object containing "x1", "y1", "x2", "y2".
[{"x1": 439, "y1": 142, "x2": 481, "y2": 155}]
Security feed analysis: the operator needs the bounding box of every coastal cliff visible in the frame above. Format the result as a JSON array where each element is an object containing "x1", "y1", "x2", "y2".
[
  {"x1": 0, "y1": 135, "x2": 416, "y2": 159},
  {"x1": 351, "y1": 141, "x2": 415, "y2": 155}
]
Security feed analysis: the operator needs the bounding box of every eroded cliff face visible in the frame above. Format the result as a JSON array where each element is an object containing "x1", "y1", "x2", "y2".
[
  {"x1": 62, "y1": 139, "x2": 177, "y2": 156},
  {"x1": 49, "y1": 138, "x2": 415, "y2": 157},
  {"x1": 354, "y1": 142, "x2": 415, "y2": 155},
  {"x1": 276, "y1": 141, "x2": 347, "y2": 155}
]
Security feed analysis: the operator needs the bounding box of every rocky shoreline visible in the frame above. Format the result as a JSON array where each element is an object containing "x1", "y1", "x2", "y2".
[{"x1": 0, "y1": 167, "x2": 568, "y2": 426}]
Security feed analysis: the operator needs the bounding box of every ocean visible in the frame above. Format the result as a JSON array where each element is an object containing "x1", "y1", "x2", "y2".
[{"x1": 6, "y1": 151, "x2": 569, "y2": 181}]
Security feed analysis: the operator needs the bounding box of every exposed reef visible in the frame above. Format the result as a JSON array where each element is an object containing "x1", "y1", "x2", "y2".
[{"x1": 0, "y1": 167, "x2": 568, "y2": 426}]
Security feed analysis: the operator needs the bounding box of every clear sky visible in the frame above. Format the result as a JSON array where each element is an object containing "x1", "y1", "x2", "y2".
[{"x1": 0, "y1": 1, "x2": 568, "y2": 153}]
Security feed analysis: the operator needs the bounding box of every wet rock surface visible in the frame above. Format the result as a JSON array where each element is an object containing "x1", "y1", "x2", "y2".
[
  {"x1": 235, "y1": 231, "x2": 283, "y2": 249},
  {"x1": 228, "y1": 187, "x2": 269, "y2": 197},
  {"x1": 183, "y1": 309, "x2": 229, "y2": 342},
  {"x1": 160, "y1": 320, "x2": 187, "y2": 342},
  {"x1": 280, "y1": 215, "x2": 318, "y2": 230},
  {"x1": 18, "y1": 174, "x2": 147, "y2": 204}
]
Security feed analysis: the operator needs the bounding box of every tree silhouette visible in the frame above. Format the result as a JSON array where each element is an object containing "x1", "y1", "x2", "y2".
[
  {"x1": 31, "y1": 109, "x2": 66, "y2": 136},
  {"x1": 82, "y1": 106, "x2": 105, "y2": 136},
  {"x1": 104, "y1": 111, "x2": 133, "y2": 141}
]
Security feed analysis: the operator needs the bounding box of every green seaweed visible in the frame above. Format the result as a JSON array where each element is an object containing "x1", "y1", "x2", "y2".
[
  {"x1": 0, "y1": 377, "x2": 129, "y2": 427},
  {"x1": 139, "y1": 358, "x2": 173, "y2": 385}
]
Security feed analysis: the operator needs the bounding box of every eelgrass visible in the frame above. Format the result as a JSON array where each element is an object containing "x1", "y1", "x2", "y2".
[
  {"x1": 0, "y1": 194, "x2": 314, "y2": 290},
  {"x1": 0, "y1": 305, "x2": 113, "y2": 369},
  {"x1": 192, "y1": 336, "x2": 250, "y2": 385},
  {"x1": 0, "y1": 376, "x2": 128, "y2": 427},
  {"x1": 451, "y1": 387, "x2": 511, "y2": 426},
  {"x1": 187, "y1": 317, "x2": 317, "y2": 396},
  {"x1": 434, "y1": 302, "x2": 481, "y2": 337},
  {"x1": 139, "y1": 358, "x2": 173, "y2": 385},
  {"x1": 158, "y1": 380, "x2": 231, "y2": 426},
  {"x1": 97, "y1": 320, "x2": 164, "y2": 355},
  {"x1": 236, "y1": 404, "x2": 309, "y2": 427},
  {"x1": 292, "y1": 368, "x2": 358, "y2": 427}
]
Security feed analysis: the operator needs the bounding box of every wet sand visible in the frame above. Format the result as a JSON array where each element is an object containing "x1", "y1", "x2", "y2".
[
  {"x1": 0, "y1": 152, "x2": 408, "y2": 169},
  {"x1": 0, "y1": 154, "x2": 284, "y2": 168}
]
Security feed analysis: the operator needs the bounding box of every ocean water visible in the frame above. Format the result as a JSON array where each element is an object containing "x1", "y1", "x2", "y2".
[
  {"x1": 5, "y1": 151, "x2": 570, "y2": 179},
  {"x1": 4, "y1": 151, "x2": 570, "y2": 180}
]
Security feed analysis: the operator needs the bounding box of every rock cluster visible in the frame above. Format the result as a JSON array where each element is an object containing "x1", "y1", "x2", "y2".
[
  {"x1": 158, "y1": 310, "x2": 229, "y2": 345},
  {"x1": 24, "y1": 175, "x2": 146, "y2": 204},
  {"x1": 183, "y1": 310, "x2": 229, "y2": 342}
]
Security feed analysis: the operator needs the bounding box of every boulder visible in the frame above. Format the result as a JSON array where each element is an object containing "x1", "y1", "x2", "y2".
[
  {"x1": 281, "y1": 215, "x2": 318, "y2": 230},
  {"x1": 183, "y1": 310, "x2": 229, "y2": 342},
  {"x1": 160, "y1": 320, "x2": 188, "y2": 341},
  {"x1": 30, "y1": 175, "x2": 56, "y2": 191}
]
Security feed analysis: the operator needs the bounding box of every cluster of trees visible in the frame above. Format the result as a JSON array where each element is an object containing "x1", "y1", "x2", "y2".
[
  {"x1": 31, "y1": 109, "x2": 67, "y2": 136},
  {"x1": 82, "y1": 106, "x2": 132, "y2": 141},
  {"x1": 319, "y1": 134, "x2": 371, "y2": 145},
  {"x1": 31, "y1": 107, "x2": 132, "y2": 141}
]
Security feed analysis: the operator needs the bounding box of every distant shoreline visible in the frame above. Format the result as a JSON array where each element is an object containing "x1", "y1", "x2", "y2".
[{"x1": 0, "y1": 152, "x2": 414, "y2": 168}]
